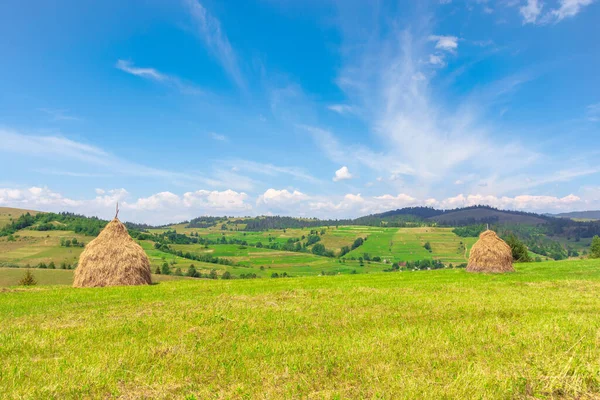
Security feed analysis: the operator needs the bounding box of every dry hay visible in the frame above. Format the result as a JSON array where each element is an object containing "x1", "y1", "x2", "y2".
[
  {"x1": 73, "y1": 218, "x2": 152, "y2": 287},
  {"x1": 467, "y1": 230, "x2": 514, "y2": 273}
]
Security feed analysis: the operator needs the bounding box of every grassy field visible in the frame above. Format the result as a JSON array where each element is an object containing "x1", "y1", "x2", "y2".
[
  {"x1": 0, "y1": 268, "x2": 187, "y2": 287},
  {"x1": 2, "y1": 259, "x2": 600, "y2": 398},
  {"x1": 344, "y1": 226, "x2": 478, "y2": 264}
]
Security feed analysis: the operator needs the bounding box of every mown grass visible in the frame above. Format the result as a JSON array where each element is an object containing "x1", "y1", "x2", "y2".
[
  {"x1": 0, "y1": 268, "x2": 188, "y2": 287},
  {"x1": 2, "y1": 259, "x2": 600, "y2": 398}
]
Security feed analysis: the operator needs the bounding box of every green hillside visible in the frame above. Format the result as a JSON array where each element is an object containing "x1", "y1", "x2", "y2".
[{"x1": 0, "y1": 207, "x2": 38, "y2": 228}]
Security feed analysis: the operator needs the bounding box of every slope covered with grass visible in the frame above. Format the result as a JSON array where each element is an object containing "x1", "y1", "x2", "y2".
[{"x1": 2, "y1": 259, "x2": 600, "y2": 398}]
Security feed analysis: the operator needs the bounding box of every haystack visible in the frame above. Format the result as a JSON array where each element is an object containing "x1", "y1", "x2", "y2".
[
  {"x1": 73, "y1": 218, "x2": 152, "y2": 287},
  {"x1": 467, "y1": 230, "x2": 514, "y2": 273}
]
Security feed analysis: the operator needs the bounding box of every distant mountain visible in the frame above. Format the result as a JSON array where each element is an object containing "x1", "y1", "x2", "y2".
[
  {"x1": 365, "y1": 205, "x2": 550, "y2": 226},
  {"x1": 553, "y1": 211, "x2": 600, "y2": 221},
  {"x1": 428, "y1": 207, "x2": 549, "y2": 226}
]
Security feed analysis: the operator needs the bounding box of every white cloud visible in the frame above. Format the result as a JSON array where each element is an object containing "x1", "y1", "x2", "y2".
[
  {"x1": 116, "y1": 60, "x2": 166, "y2": 81},
  {"x1": 210, "y1": 132, "x2": 228, "y2": 141},
  {"x1": 550, "y1": 0, "x2": 595, "y2": 21},
  {"x1": 307, "y1": 26, "x2": 545, "y2": 196},
  {"x1": 429, "y1": 54, "x2": 446, "y2": 66},
  {"x1": 327, "y1": 104, "x2": 356, "y2": 114},
  {"x1": 1, "y1": 185, "x2": 597, "y2": 222},
  {"x1": 520, "y1": 0, "x2": 543, "y2": 24},
  {"x1": 182, "y1": 189, "x2": 251, "y2": 211},
  {"x1": 224, "y1": 159, "x2": 322, "y2": 184},
  {"x1": 38, "y1": 108, "x2": 81, "y2": 121},
  {"x1": 587, "y1": 103, "x2": 600, "y2": 122},
  {"x1": 333, "y1": 166, "x2": 353, "y2": 182},
  {"x1": 0, "y1": 187, "x2": 251, "y2": 224},
  {"x1": 257, "y1": 189, "x2": 309, "y2": 206},
  {"x1": 184, "y1": 0, "x2": 245, "y2": 88},
  {"x1": 116, "y1": 59, "x2": 201, "y2": 94},
  {"x1": 428, "y1": 35, "x2": 459, "y2": 52},
  {"x1": 0, "y1": 129, "x2": 255, "y2": 191}
]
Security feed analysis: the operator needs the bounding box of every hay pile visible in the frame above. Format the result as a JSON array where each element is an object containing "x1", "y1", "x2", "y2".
[
  {"x1": 467, "y1": 230, "x2": 514, "y2": 273},
  {"x1": 73, "y1": 218, "x2": 152, "y2": 287}
]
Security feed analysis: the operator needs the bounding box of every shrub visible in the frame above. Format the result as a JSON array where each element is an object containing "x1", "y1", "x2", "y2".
[
  {"x1": 221, "y1": 271, "x2": 232, "y2": 279},
  {"x1": 590, "y1": 236, "x2": 600, "y2": 259},
  {"x1": 154, "y1": 266, "x2": 161, "y2": 274},
  {"x1": 48, "y1": 261, "x2": 56, "y2": 269},
  {"x1": 174, "y1": 268, "x2": 183, "y2": 276},
  {"x1": 161, "y1": 262, "x2": 171, "y2": 275},
  {"x1": 187, "y1": 265, "x2": 199, "y2": 278},
  {"x1": 19, "y1": 270, "x2": 37, "y2": 286}
]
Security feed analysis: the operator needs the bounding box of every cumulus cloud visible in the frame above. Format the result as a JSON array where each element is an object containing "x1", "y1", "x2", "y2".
[
  {"x1": 428, "y1": 35, "x2": 459, "y2": 52},
  {"x1": 0, "y1": 187, "x2": 251, "y2": 224},
  {"x1": 0, "y1": 186, "x2": 596, "y2": 222},
  {"x1": 520, "y1": 0, "x2": 543, "y2": 24},
  {"x1": 333, "y1": 166, "x2": 353, "y2": 182}
]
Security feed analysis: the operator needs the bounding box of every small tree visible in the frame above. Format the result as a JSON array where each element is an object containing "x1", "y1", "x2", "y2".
[
  {"x1": 174, "y1": 268, "x2": 183, "y2": 276},
  {"x1": 19, "y1": 270, "x2": 37, "y2": 286},
  {"x1": 38, "y1": 262, "x2": 47, "y2": 269},
  {"x1": 209, "y1": 269, "x2": 218, "y2": 279},
  {"x1": 423, "y1": 242, "x2": 432, "y2": 252},
  {"x1": 154, "y1": 266, "x2": 161, "y2": 274},
  {"x1": 590, "y1": 236, "x2": 600, "y2": 259},
  {"x1": 504, "y1": 234, "x2": 532, "y2": 262},
  {"x1": 161, "y1": 262, "x2": 171, "y2": 275},
  {"x1": 187, "y1": 265, "x2": 198, "y2": 278},
  {"x1": 221, "y1": 271, "x2": 232, "y2": 280},
  {"x1": 48, "y1": 261, "x2": 56, "y2": 269}
]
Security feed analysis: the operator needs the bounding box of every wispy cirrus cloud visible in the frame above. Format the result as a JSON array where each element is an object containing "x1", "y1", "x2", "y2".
[
  {"x1": 116, "y1": 59, "x2": 201, "y2": 94},
  {"x1": 0, "y1": 128, "x2": 254, "y2": 191},
  {"x1": 38, "y1": 108, "x2": 81, "y2": 121},
  {"x1": 183, "y1": 0, "x2": 245, "y2": 89},
  {"x1": 517, "y1": 0, "x2": 595, "y2": 24},
  {"x1": 327, "y1": 104, "x2": 356, "y2": 115},
  {"x1": 223, "y1": 159, "x2": 323, "y2": 184}
]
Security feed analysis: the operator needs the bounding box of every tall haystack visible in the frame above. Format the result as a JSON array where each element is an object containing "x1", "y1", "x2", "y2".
[
  {"x1": 467, "y1": 230, "x2": 514, "y2": 273},
  {"x1": 73, "y1": 217, "x2": 152, "y2": 287}
]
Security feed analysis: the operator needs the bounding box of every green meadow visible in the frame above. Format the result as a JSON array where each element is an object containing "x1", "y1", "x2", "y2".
[{"x1": 2, "y1": 259, "x2": 600, "y2": 398}]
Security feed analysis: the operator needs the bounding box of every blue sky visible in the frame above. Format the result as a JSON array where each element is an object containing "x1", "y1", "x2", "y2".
[{"x1": 1, "y1": 0, "x2": 599, "y2": 223}]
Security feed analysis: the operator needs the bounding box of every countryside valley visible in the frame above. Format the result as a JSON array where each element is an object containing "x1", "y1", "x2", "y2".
[{"x1": 1, "y1": 205, "x2": 599, "y2": 286}]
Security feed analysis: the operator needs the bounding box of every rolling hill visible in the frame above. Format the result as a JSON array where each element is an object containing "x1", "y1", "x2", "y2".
[
  {"x1": 553, "y1": 210, "x2": 600, "y2": 221},
  {"x1": 0, "y1": 207, "x2": 38, "y2": 228}
]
